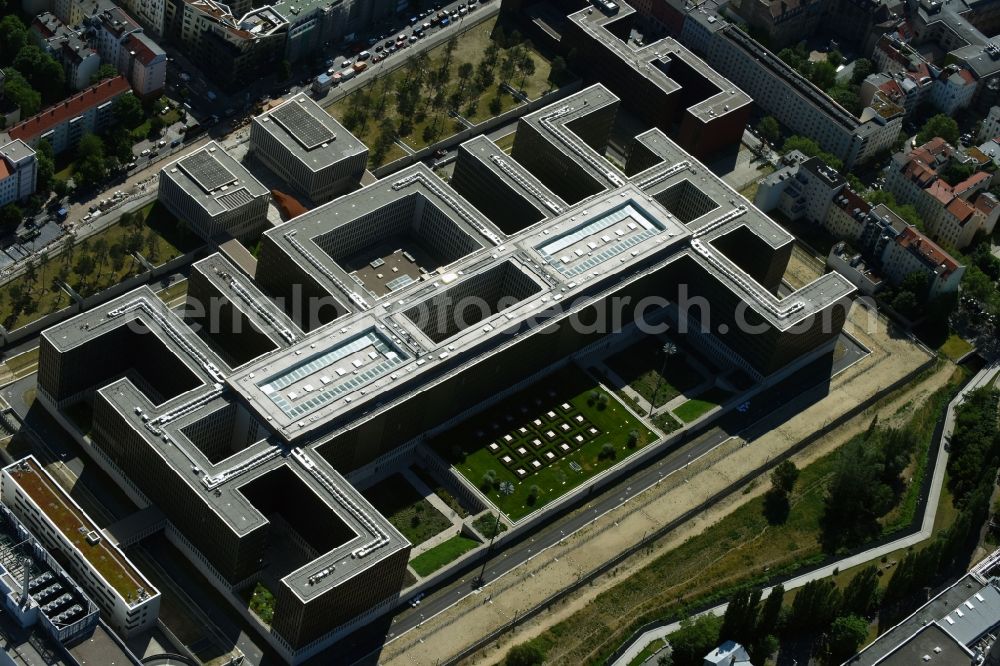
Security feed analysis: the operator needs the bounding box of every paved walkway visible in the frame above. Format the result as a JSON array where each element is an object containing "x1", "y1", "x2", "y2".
[
  {"x1": 610, "y1": 360, "x2": 1000, "y2": 666},
  {"x1": 401, "y1": 467, "x2": 472, "y2": 562}
]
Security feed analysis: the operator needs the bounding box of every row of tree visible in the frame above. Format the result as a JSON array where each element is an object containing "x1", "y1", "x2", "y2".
[{"x1": 344, "y1": 26, "x2": 560, "y2": 166}]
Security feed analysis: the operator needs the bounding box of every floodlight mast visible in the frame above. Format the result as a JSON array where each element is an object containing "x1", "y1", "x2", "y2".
[{"x1": 474, "y1": 482, "x2": 514, "y2": 588}]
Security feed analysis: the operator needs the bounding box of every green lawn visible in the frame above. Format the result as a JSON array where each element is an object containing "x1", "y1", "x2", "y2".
[
  {"x1": 604, "y1": 336, "x2": 705, "y2": 407},
  {"x1": 362, "y1": 473, "x2": 452, "y2": 547},
  {"x1": 247, "y1": 582, "x2": 275, "y2": 625},
  {"x1": 0, "y1": 201, "x2": 195, "y2": 331},
  {"x1": 673, "y1": 387, "x2": 730, "y2": 423},
  {"x1": 430, "y1": 365, "x2": 657, "y2": 521},
  {"x1": 3, "y1": 348, "x2": 38, "y2": 377},
  {"x1": 939, "y1": 333, "x2": 973, "y2": 362},
  {"x1": 494, "y1": 131, "x2": 516, "y2": 154},
  {"x1": 520, "y1": 376, "x2": 966, "y2": 665},
  {"x1": 156, "y1": 278, "x2": 189, "y2": 305},
  {"x1": 328, "y1": 16, "x2": 561, "y2": 163},
  {"x1": 472, "y1": 512, "x2": 508, "y2": 539},
  {"x1": 410, "y1": 535, "x2": 480, "y2": 577}
]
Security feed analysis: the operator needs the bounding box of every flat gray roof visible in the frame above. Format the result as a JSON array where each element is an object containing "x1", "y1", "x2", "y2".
[
  {"x1": 253, "y1": 95, "x2": 367, "y2": 172},
  {"x1": 457, "y1": 135, "x2": 569, "y2": 222},
  {"x1": 191, "y1": 253, "x2": 303, "y2": 350},
  {"x1": 851, "y1": 574, "x2": 994, "y2": 665},
  {"x1": 159, "y1": 141, "x2": 269, "y2": 218},
  {"x1": 42, "y1": 287, "x2": 408, "y2": 599},
  {"x1": 567, "y1": 6, "x2": 751, "y2": 123},
  {"x1": 261, "y1": 160, "x2": 502, "y2": 310},
  {"x1": 44, "y1": 83, "x2": 855, "y2": 602},
  {"x1": 0, "y1": 138, "x2": 35, "y2": 165}
]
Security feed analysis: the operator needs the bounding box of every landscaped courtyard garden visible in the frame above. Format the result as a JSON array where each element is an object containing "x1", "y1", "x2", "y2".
[
  {"x1": 603, "y1": 335, "x2": 705, "y2": 408},
  {"x1": 430, "y1": 365, "x2": 657, "y2": 521},
  {"x1": 362, "y1": 473, "x2": 452, "y2": 547}
]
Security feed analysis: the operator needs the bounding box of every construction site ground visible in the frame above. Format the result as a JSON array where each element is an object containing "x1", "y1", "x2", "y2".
[{"x1": 377, "y1": 297, "x2": 939, "y2": 666}]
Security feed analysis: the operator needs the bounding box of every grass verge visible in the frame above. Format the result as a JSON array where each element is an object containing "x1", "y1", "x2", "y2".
[
  {"x1": 513, "y1": 372, "x2": 966, "y2": 665},
  {"x1": 673, "y1": 387, "x2": 730, "y2": 423},
  {"x1": 410, "y1": 535, "x2": 479, "y2": 577}
]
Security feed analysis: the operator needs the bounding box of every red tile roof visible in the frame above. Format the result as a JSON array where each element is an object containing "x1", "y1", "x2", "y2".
[
  {"x1": 8, "y1": 76, "x2": 130, "y2": 143},
  {"x1": 897, "y1": 226, "x2": 960, "y2": 277},
  {"x1": 945, "y1": 197, "x2": 975, "y2": 221},
  {"x1": 0, "y1": 160, "x2": 10, "y2": 181},
  {"x1": 834, "y1": 187, "x2": 871, "y2": 215},
  {"x1": 951, "y1": 170, "x2": 990, "y2": 195},
  {"x1": 926, "y1": 179, "x2": 954, "y2": 204},
  {"x1": 125, "y1": 34, "x2": 158, "y2": 66}
]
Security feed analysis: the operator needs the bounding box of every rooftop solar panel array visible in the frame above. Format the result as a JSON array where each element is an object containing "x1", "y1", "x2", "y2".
[
  {"x1": 271, "y1": 101, "x2": 335, "y2": 150},
  {"x1": 179, "y1": 150, "x2": 237, "y2": 193}
]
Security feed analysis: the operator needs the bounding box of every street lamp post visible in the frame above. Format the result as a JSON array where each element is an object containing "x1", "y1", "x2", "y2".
[
  {"x1": 475, "y1": 481, "x2": 513, "y2": 587},
  {"x1": 649, "y1": 342, "x2": 678, "y2": 417}
]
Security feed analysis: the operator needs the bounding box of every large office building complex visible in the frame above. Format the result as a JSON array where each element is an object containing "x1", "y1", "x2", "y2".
[
  {"x1": 562, "y1": 3, "x2": 751, "y2": 160},
  {"x1": 157, "y1": 141, "x2": 271, "y2": 241},
  {"x1": 249, "y1": 95, "x2": 368, "y2": 203},
  {"x1": 36, "y1": 85, "x2": 854, "y2": 662}
]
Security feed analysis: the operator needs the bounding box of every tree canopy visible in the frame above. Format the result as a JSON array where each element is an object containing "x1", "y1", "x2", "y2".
[
  {"x1": 781, "y1": 135, "x2": 844, "y2": 171},
  {"x1": 2, "y1": 67, "x2": 41, "y2": 117},
  {"x1": 917, "y1": 114, "x2": 960, "y2": 146},
  {"x1": 827, "y1": 615, "x2": 869, "y2": 662},
  {"x1": 669, "y1": 615, "x2": 722, "y2": 666},
  {"x1": 12, "y1": 45, "x2": 65, "y2": 105}
]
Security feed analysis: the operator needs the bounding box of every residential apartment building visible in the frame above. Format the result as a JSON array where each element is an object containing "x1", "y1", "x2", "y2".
[
  {"x1": 828, "y1": 203, "x2": 965, "y2": 298},
  {"x1": 754, "y1": 150, "x2": 847, "y2": 224},
  {"x1": 87, "y1": 7, "x2": 167, "y2": 99},
  {"x1": 698, "y1": 21, "x2": 903, "y2": 168},
  {"x1": 982, "y1": 105, "x2": 1000, "y2": 141},
  {"x1": 165, "y1": 0, "x2": 287, "y2": 90},
  {"x1": 29, "y1": 12, "x2": 102, "y2": 91},
  {"x1": 249, "y1": 95, "x2": 368, "y2": 203},
  {"x1": 726, "y1": 0, "x2": 894, "y2": 51},
  {"x1": 826, "y1": 187, "x2": 871, "y2": 242},
  {"x1": 7, "y1": 76, "x2": 130, "y2": 155},
  {"x1": 885, "y1": 137, "x2": 1000, "y2": 249},
  {"x1": 158, "y1": 0, "x2": 394, "y2": 88},
  {"x1": 0, "y1": 137, "x2": 38, "y2": 207},
  {"x1": 158, "y1": 141, "x2": 271, "y2": 241},
  {"x1": 864, "y1": 36, "x2": 977, "y2": 117},
  {"x1": 0, "y1": 457, "x2": 160, "y2": 637},
  {"x1": 119, "y1": 0, "x2": 166, "y2": 35}
]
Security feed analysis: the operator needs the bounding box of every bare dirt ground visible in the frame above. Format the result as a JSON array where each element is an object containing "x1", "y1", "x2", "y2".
[
  {"x1": 379, "y1": 304, "x2": 937, "y2": 666},
  {"x1": 782, "y1": 243, "x2": 826, "y2": 290}
]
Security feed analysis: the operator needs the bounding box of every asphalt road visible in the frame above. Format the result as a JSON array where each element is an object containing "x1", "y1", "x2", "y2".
[{"x1": 322, "y1": 340, "x2": 863, "y2": 665}]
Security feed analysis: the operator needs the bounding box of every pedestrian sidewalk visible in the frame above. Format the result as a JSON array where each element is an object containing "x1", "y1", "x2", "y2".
[{"x1": 610, "y1": 361, "x2": 1000, "y2": 666}]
